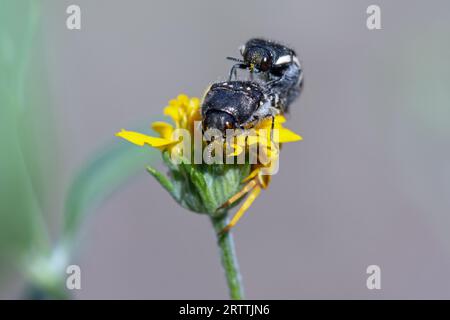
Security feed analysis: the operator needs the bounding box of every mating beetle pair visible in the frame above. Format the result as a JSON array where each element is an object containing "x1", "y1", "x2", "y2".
[
  {"x1": 202, "y1": 38, "x2": 303, "y2": 135},
  {"x1": 200, "y1": 39, "x2": 304, "y2": 234}
]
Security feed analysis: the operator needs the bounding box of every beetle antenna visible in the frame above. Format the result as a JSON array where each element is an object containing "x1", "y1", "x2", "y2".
[{"x1": 226, "y1": 56, "x2": 245, "y2": 63}]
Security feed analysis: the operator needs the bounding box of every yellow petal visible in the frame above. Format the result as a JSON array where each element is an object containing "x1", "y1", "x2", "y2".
[
  {"x1": 151, "y1": 121, "x2": 174, "y2": 140},
  {"x1": 116, "y1": 129, "x2": 174, "y2": 148},
  {"x1": 177, "y1": 94, "x2": 189, "y2": 106},
  {"x1": 278, "y1": 128, "x2": 303, "y2": 143},
  {"x1": 168, "y1": 98, "x2": 179, "y2": 107},
  {"x1": 163, "y1": 105, "x2": 181, "y2": 126},
  {"x1": 188, "y1": 97, "x2": 200, "y2": 110},
  {"x1": 275, "y1": 115, "x2": 287, "y2": 124}
]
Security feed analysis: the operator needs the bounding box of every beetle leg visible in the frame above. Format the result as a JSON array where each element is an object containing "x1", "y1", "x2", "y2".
[
  {"x1": 242, "y1": 167, "x2": 260, "y2": 183},
  {"x1": 228, "y1": 63, "x2": 247, "y2": 81},
  {"x1": 220, "y1": 185, "x2": 262, "y2": 234},
  {"x1": 219, "y1": 178, "x2": 258, "y2": 209},
  {"x1": 270, "y1": 115, "x2": 275, "y2": 142}
]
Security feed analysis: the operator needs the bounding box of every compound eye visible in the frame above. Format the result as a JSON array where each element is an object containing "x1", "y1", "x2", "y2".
[
  {"x1": 259, "y1": 56, "x2": 272, "y2": 72},
  {"x1": 225, "y1": 121, "x2": 234, "y2": 130}
]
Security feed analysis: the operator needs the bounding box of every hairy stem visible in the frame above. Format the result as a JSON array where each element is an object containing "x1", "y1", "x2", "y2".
[{"x1": 210, "y1": 215, "x2": 244, "y2": 300}]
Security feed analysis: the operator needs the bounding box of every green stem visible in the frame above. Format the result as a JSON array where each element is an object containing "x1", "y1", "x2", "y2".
[{"x1": 210, "y1": 215, "x2": 244, "y2": 300}]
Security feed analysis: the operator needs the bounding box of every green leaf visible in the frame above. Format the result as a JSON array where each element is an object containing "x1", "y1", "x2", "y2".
[
  {"x1": 175, "y1": 161, "x2": 207, "y2": 213},
  {"x1": 183, "y1": 162, "x2": 217, "y2": 212},
  {"x1": 146, "y1": 165, "x2": 178, "y2": 200},
  {"x1": 0, "y1": 0, "x2": 51, "y2": 265},
  {"x1": 63, "y1": 134, "x2": 158, "y2": 242}
]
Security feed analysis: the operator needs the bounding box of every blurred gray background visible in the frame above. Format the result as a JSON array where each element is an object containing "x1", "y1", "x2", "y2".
[{"x1": 3, "y1": 0, "x2": 450, "y2": 299}]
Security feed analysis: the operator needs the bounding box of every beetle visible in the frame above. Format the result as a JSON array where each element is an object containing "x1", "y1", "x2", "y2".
[
  {"x1": 201, "y1": 81, "x2": 279, "y2": 234},
  {"x1": 201, "y1": 80, "x2": 278, "y2": 135},
  {"x1": 227, "y1": 38, "x2": 303, "y2": 112}
]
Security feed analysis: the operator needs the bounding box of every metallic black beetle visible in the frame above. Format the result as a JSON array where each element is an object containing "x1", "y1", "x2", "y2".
[
  {"x1": 202, "y1": 81, "x2": 276, "y2": 135},
  {"x1": 227, "y1": 38, "x2": 303, "y2": 112}
]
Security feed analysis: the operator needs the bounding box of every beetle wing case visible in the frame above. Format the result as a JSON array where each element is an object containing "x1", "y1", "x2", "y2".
[{"x1": 202, "y1": 81, "x2": 264, "y2": 125}]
